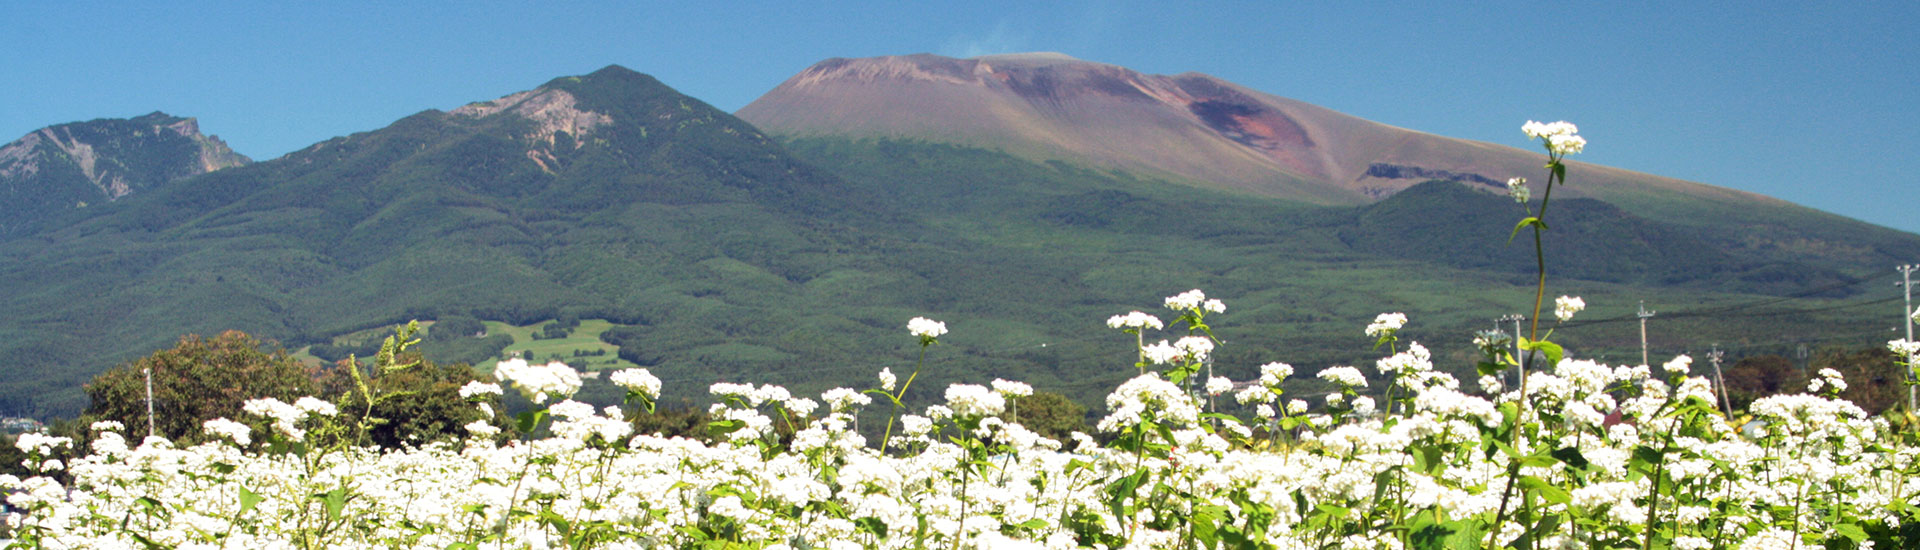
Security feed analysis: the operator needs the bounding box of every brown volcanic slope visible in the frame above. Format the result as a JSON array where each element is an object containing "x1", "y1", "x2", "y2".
[{"x1": 737, "y1": 52, "x2": 1785, "y2": 213}]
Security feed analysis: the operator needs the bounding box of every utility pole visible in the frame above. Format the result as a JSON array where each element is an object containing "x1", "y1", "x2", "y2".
[
  {"x1": 1708, "y1": 345, "x2": 1730, "y2": 415},
  {"x1": 1900, "y1": 264, "x2": 1917, "y2": 411},
  {"x1": 143, "y1": 366, "x2": 156, "y2": 439},
  {"x1": 1637, "y1": 301, "x2": 1656, "y2": 367},
  {"x1": 1499, "y1": 314, "x2": 1527, "y2": 387},
  {"x1": 1795, "y1": 343, "x2": 1809, "y2": 376}
]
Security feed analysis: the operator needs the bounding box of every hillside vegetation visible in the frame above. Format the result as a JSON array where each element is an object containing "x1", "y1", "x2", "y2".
[{"x1": 0, "y1": 67, "x2": 1910, "y2": 419}]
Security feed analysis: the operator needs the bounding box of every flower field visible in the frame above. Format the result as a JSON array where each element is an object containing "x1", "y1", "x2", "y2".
[{"x1": 5, "y1": 289, "x2": 1918, "y2": 550}]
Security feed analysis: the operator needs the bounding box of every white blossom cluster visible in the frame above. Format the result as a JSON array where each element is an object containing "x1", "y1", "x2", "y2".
[
  {"x1": 1105, "y1": 310, "x2": 1164, "y2": 331},
  {"x1": 1364, "y1": 312, "x2": 1407, "y2": 338},
  {"x1": 1553, "y1": 295, "x2": 1585, "y2": 322},
  {"x1": 492, "y1": 358, "x2": 583, "y2": 404},
  {"x1": 1523, "y1": 119, "x2": 1587, "y2": 155},
  {"x1": 906, "y1": 317, "x2": 947, "y2": 339}
]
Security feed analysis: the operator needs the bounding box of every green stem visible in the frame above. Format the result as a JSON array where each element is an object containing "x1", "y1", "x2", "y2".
[{"x1": 880, "y1": 344, "x2": 928, "y2": 454}]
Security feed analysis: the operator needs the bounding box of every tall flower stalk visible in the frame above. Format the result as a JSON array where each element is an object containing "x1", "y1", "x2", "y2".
[
  {"x1": 880, "y1": 317, "x2": 946, "y2": 453},
  {"x1": 1489, "y1": 120, "x2": 1585, "y2": 548}
]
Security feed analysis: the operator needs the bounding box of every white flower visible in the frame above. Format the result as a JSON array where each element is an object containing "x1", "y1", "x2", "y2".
[
  {"x1": 1663, "y1": 355, "x2": 1693, "y2": 375},
  {"x1": 907, "y1": 317, "x2": 947, "y2": 339},
  {"x1": 1107, "y1": 310, "x2": 1165, "y2": 331},
  {"x1": 1365, "y1": 312, "x2": 1407, "y2": 338},
  {"x1": 1554, "y1": 295, "x2": 1586, "y2": 322},
  {"x1": 1317, "y1": 366, "x2": 1368, "y2": 388},
  {"x1": 608, "y1": 368, "x2": 662, "y2": 399},
  {"x1": 548, "y1": 399, "x2": 596, "y2": 420},
  {"x1": 463, "y1": 420, "x2": 500, "y2": 438},
  {"x1": 1817, "y1": 368, "x2": 1847, "y2": 392},
  {"x1": 944, "y1": 384, "x2": 1006, "y2": 417},
  {"x1": 822, "y1": 388, "x2": 871, "y2": 412},
  {"x1": 89, "y1": 420, "x2": 124, "y2": 432},
  {"x1": 1173, "y1": 336, "x2": 1214, "y2": 362},
  {"x1": 1141, "y1": 340, "x2": 1184, "y2": 365},
  {"x1": 991, "y1": 378, "x2": 1033, "y2": 398},
  {"x1": 1351, "y1": 396, "x2": 1377, "y2": 417},
  {"x1": 1889, "y1": 339, "x2": 1920, "y2": 358},
  {"x1": 294, "y1": 396, "x2": 338, "y2": 417},
  {"x1": 493, "y1": 358, "x2": 582, "y2": 404},
  {"x1": 1203, "y1": 299, "x2": 1226, "y2": 313},
  {"x1": 458, "y1": 381, "x2": 503, "y2": 399},
  {"x1": 1258, "y1": 362, "x2": 1294, "y2": 386},
  {"x1": 1507, "y1": 177, "x2": 1531, "y2": 203},
  {"x1": 1164, "y1": 289, "x2": 1207, "y2": 311},
  {"x1": 1205, "y1": 376, "x2": 1233, "y2": 396},
  {"x1": 877, "y1": 367, "x2": 897, "y2": 392},
  {"x1": 1547, "y1": 134, "x2": 1586, "y2": 155},
  {"x1": 202, "y1": 418, "x2": 251, "y2": 446},
  {"x1": 1287, "y1": 399, "x2": 1309, "y2": 414},
  {"x1": 1523, "y1": 120, "x2": 1585, "y2": 155}
]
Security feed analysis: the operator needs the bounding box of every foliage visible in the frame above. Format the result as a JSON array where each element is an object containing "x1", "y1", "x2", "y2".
[{"x1": 79, "y1": 331, "x2": 316, "y2": 444}]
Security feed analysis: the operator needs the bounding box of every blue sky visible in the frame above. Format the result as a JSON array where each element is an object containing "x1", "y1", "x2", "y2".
[{"x1": 4, "y1": 2, "x2": 1916, "y2": 234}]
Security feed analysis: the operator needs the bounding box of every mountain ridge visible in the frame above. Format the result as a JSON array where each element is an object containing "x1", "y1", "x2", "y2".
[{"x1": 0, "y1": 112, "x2": 248, "y2": 237}]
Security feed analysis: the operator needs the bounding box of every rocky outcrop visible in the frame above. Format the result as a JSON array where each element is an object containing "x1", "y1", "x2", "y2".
[{"x1": 0, "y1": 112, "x2": 248, "y2": 236}]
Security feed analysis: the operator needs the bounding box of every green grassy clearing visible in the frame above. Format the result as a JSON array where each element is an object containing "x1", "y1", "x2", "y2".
[{"x1": 474, "y1": 319, "x2": 638, "y2": 374}]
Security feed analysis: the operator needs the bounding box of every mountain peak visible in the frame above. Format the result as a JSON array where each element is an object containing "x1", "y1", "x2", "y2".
[{"x1": 0, "y1": 112, "x2": 248, "y2": 235}]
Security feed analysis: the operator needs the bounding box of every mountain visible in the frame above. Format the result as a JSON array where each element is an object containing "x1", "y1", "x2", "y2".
[
  {"x1": 0, "y1": 112, "x2": 248, "y2": 237},
  {"x1": 738, "y1": 53, "x2": 1920, "y2": 270},
  {"x1": 0, "y1": 64, "x2": 1910, "y2": 420}
]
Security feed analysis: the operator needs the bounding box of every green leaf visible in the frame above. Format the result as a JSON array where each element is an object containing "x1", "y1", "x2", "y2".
[
  {"x1": 1476, "y1": 361, "x2": 1504, "y2": 377},
  {"x1": 1508, "y1": 216, "x2": 1548, "y2": 244},
  {"x1": 1833, "y1": 523, "x2": 1867, "y2": 542},
  {"x1": 1518, "y1": 476, "x2": 1571, "y2": 505},
  {"x1": 324, "y1": 487, "x2": 347, "y2": 520},
  {"x1": 1550, "y1": 447, "x2": 1590, "y2": 470},
  {"x1": 1521, "y1": 339, "x2": 1564, "y2": 368},
  {"x1": 238, "y1": 485, "x2": 264, "y2": 515}
]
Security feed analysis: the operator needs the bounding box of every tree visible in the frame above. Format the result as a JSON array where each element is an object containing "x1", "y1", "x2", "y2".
[
  {"x1": 314, "y1": 352, "x2": 498, "y2": 448},
  {"x1": 82, "y1": 331, "x2": 316, "y2": 443},
  {"x1": 1008, "y1": 391, "x2": 1090, "y2": 442},
  {"x1": 1723, "y1": 354, "x2": 1797, "y2": 412}
]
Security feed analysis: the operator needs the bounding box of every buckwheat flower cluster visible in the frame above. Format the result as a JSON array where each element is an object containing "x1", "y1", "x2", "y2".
[
  {"x1": 1173, "y1": 335, "x2": 1214, "y2": 362},
  {"x1": 608, "y1": 368, "x2": 662, "y2": 399},
  {"x1": 1107, "y1": 310, "x2": 1164, "y2": 330},
  {"x1": 1554, "y1": 295, "x2": 1585, "y2": 322},
  {"x1": 943, "y1": 384, "x2": 1005, "y2": 417},
  {"x1": 906, "y1": 317, "x2": 947, "y2": 339},
  {"x1": 1522, "y1": 120, "x2": 1586, "y2": 155},
  {"x1": 458, "y1": 380, "x2": 503, "y2": 399},
  {"x1": 1205, "y1": 376, "x2": 1234, "y2": 396},
  {"x1": 1365, "y1": 312, "x2": 1407, "y2": 338},
  {"x1": 1507, "y1": 177, "x2": 1530, "y2": 203},
  {"x1": 1317, "y1": 366, "x2": 1369, "y2": 388},
  {"x1": 1141, "y1": 340, "x2": 1184, "y2": 365},
  {"x1": 1663, "y1": 354, "x2": 1693, "y2": 375},
  {"x1": 990, "y1": 378, "x2": 1033, "y2": 398},
  {"x1": 822, "y1": 387, "x2": 870, "y2": 412},
  {"x1": 1808, "y1": 367, "x2": 1848, "y2": 393},
  {"x1": 243, "y1": 397, "x2": 314, "y2": 441},
  {"x1": 13, "y1": 432, "x2": 71, "y2": 456},
  {"x1": 1163, "y1": 289, "x2": 1223, "y2": 313},
  {"x1": 1100, "y1": 374, "x2": 1200, "y2": 431},
  {"x1": 202, "y1": 418, "x2": 252, "y2": 446},
  {"x1": 1888, "y1": 339, "x2": 1920, "y2": 358},
  {"x1": 492, "y1": 358, "x2": 582, "y2": 404}
]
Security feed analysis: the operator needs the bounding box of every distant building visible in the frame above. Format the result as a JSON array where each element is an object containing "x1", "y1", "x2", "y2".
[{"x1": 1, "y1": 417, "x2": 45, "y2": 434}]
